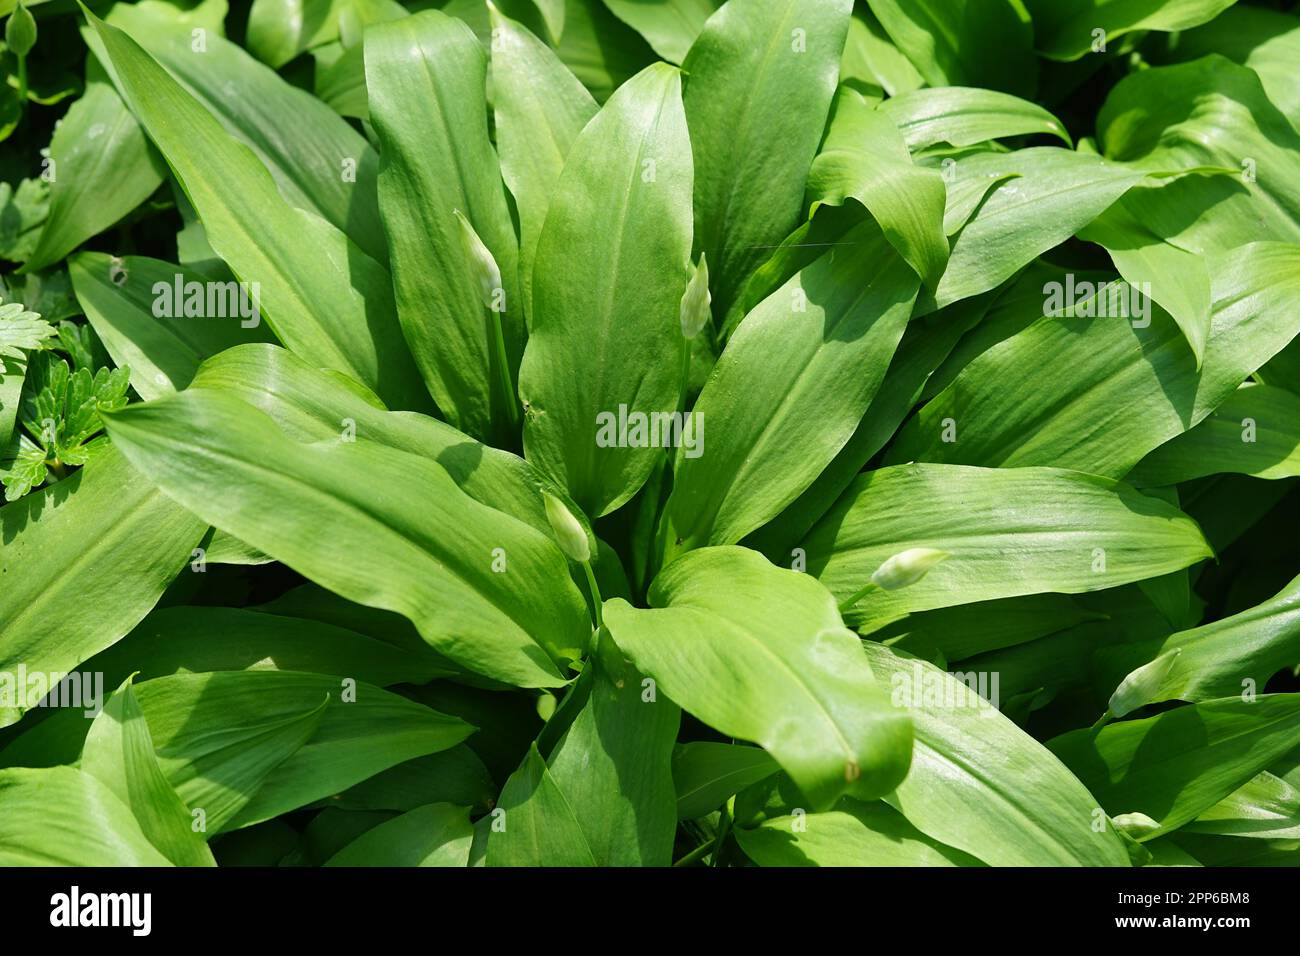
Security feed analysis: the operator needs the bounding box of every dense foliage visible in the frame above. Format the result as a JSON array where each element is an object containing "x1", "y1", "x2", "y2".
[{"x1": 1, "y1": 0, "x2": 1299, "y2": 868}]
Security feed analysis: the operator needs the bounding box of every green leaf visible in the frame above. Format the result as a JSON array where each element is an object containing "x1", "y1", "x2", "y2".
[
  {"x1": 246, "y1": 0, "x2": 342, "y2": 67},
  {"x1": 600, "y1": 0, "x2": 719, "y2": 63},
  {"x1": 674, "y1": 741, "x2": 777, "y2": 820},
  {"x1": 83, "y1": 8, "x2": 428, "y2": 411},
  {"x1": 485, "y1": 743, "x2": 598, "y2": 866},
  {"x1": 81, "y1": 676, "x2": 217, "y2": 866},
  {"x1": 0, "y1": 444, "x2": 205, "y2": 726},
  {"x1": 325, "y1": 803, "x2": 475, "y2": 866},
  {"x1": 102, "y1": 388, "x2": 590, "y2": 687},
  {"x1": 808, "y1": 88, "x2": 948, "y2": 287},
  {"x1": 661, "y1": 222, "x2": 918, "y2": 555},
  {"x1": 862, "y1": 643, "x2": 1132, "y2": 866},
  {"x1": 86, "y1": 604, "x2": 454, "y2": 689},
  {"x1": 1113, "y1": 573, "x2": 1300, "y2": 710},
  {"x1": 186, "y1": 343, "x2": 596, "y2": 553},
  {"x1": 920, "y1": 148, "x2": 1154, "y2": 313},
  {"x1": 1128, "y1": 383, "x2": 1300, "y2": 486},
  {"x1": 1023, "y1": 0, "x2": 1236, "y2": 61},
  {"x1": 137, "y1": 670, "x2": 469, "y2": 831},
  {"x1": 803, "y1": 463, "x2": 1213, "y2": 632},
  {"x1": 864, "y1": 0, "x2": 1037, "y2": 96},
  {"x1": 1097, "y1": 58, "x2": 1300, "y2": 257},
  {"x1": 23, "y1": 80, "x2": 164, "y2": 272},
  {"x1": 879, "y1": 86, "x2": 1071, "y2": 151},
  {"x1": 518, "y1": 62, "x2": 693, "y2": 518},
  {"x1": 541, "y1": 630, "x2": 680, "y2": 864},
  {"x1": 1188, "y1": 771, "x2": 1300, "y2": 840},
  {"x1": 891, "y1": 245, "x2": 1300, "y2": 477},
  {"x1": 1165, "y1": 5, "x2": 1300, "y2": 131},
  {"x1": 1048, "y1": 695, "x2": 1300, "y2": 839},
  {"x1": 736, "y1": 798, "x2": 982, "y2": 866},
  {"x1": 365, "y1": 10, "x2": 524, "y2": 442},
  {"x1": 488, "y1": 6, "x2": 596, "y2": 321},
  {"x1": 0, "y1": 296, "x2": 51, "y2": 358},
  {"x1": 1078, "y1": 201, "x2": 1212, "y2": 366},
  {"x1": 684, "y1": 0, "x2": 852, "y2": 317},
  {"x1": 0, "y1": 766, "x2": 172, "y2": 865},
  {"x1": 98, "y1": 1, "x2": 387, "y2": 264},
  {"x1": 604, "y1": 546, "x2": 913, "y2": 810},
  {"x1": 840, "y1": 6, "x2": 922, "y2": 97},
  {"x1": 69, "y1": 252, "x2": 273, "y2": 401}
]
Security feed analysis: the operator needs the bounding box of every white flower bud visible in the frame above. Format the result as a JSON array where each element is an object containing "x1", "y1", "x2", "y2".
[
  {"x1": 870, "y1": 548, "x2": 949, "y2": 591},
  {"x1": 543, "y1": 491, "x2": 589, "y2": 563},
  {"x1": 679, "y1": 253, "x2": 711, "y2": 340},
  {"x1": 453, "y1": 208, "x2": 502, "y2": 310}
]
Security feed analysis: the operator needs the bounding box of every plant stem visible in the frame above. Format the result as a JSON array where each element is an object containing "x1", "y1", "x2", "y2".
[
  {"x1": 16, "y1": 54, "x2": 26, "y2": 118},
  {"x1": 672, "y1": 841, "x2": 713, "y2": 867},
  {"x1": 677, "y1": 339, "x2": 691, "y2": 415},
  {"x1": 710, "y1": 800, "x2": 733, "y2": 868},
  {"x1": 581, "y1": 558, "x2": 602, "y2": 630},
  {"x1": 837, "y1": 579, "x2": 878, "y2": 615},
  {"x1": 487, "y1": 305, "x2": 518, "y2": 430}
]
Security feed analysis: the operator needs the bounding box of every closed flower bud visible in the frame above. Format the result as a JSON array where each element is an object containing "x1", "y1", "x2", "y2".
[
  {"x1": 453, "y1": 208, "x2": 502, "y2": 310},
  {"x1": 679, "y1": 253, "x2": 711, "y2": 340},
  {"x1": 6, "y1": 2, "x2": 36, "y2": 58},
  {"x1": 1108, "y1": 647, "x2": 1181, "y2": 719},
  {"x1": 543, "y1": 491, "x2": 590, "y2": 563},
  {"x1": 870, "y1": 548, "x2": 949, "y2": 591}
]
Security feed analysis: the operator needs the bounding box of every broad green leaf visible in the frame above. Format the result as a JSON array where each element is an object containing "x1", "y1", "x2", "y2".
[
  {"x1": 366, "y1": 11, "x2": 524, "y2": 443},
  {"x1": 324, "y1": 748, "x2": 495, "y2": 813},
  {"x1": 246, "y1": 0, "x2": 342, "y2": 66},
  {"x1": 1097, "y1": 58, "x2": 1300, "y2": 257},
  {"x1": 683, "y1": 0, "x2": 851, "y2": 317},
  {"x1": 877, "y1": 594, "x2": 1105, "y2": 662},
  {"x1": 81, "y1": 677, "x2": 216, "y2": 866},
  {"x1": 864, "y1": 0, "x2": 1036, "y2": 96},
  {"x1": 23, "y1": 79, "x2": 164, "y2": 272},
  {"x1": 103, "y1": 389, "x2": 590, "y2": 687},
  {"x1": 542, "y1": 630, "x2": 680, "y2": 865},
  {"x1": 69, "y1": 252, "x2": 273, "y2": 401},
  {"x1": 84, "y1": 10, "x2": 428, "y2": 411},
  {"x1": 840, "y1": 6, "x2": 922, "y2": 97},
  {"x1": 862, "y1": 643, "x2": 1132, "y2": 866},
  {"x1": 879, "y1": 86, "x2": 1070, "y2": 151},
  {"x1": 662, "y1": 222, "x2": 918, "y2": 556},
  {"x1": 750, "y1": 290, "x2": 991, "y2": 553},
  {"x1": 808, "y1": 88, "x2": 947, "y2": 287},
  {"x1": 1128, "y1": 383, "x2": 1300, "y2": 486},
  {"x1": 1078, "y1": 202, "x2": 1212, "y2": 365},
  {"x1": 325, "y1": 803, "x2": 474, "y2": 866},
  {"x1": 486, "y1": 743, "x2": 598, "y2": 866},
  {"x1": 0, "y1": 444, "x2": 205, "y2": 726},
  {"x1": 0, "y1": 766, "x2": 172, "y2": 865},
  {"x1": 98, "y1": 2, "x2": 387, "y2": 263},
  {"x1": 133, "y1": 670, "x2": 470, "y2": 831},
  {"x1": 1049, "y1": 695, "x2": 1300, "y2": 839},
  {"x1": 892, "y1": 245, "x2": 1300, "y2": 477},
  {"x1": 604, "y1": 546, "x2": 913, "y2": 810},
  {"x1": 1188, "y1": 771, "x2": 1300, "y2": 840},
  {"x1": 186, "y1": 343, "x2": 596, "y2": 552},
  {"x1": 1166, "y1": 6, "x2": 1300, "y2": 131},
  {"x1": 1023, "y1": 0, "x2": 1236, "y2": 61},
  {"x1": 518, "y1": 62, "x2": 693, "y2": 518},
  {"x1": 736, "y1": 798, "x2": 981, "y2": 866},
  {"x1": 674, "y1": 741, "x2": 777, "y2": 820},
  {"x1": 85, "y1": 605, "x2": 454, "y2": 689},
  {"x1": 488, "y1": 7, "x2": 596, "y2": 320},
  {"x1": 549, "y1": 0, "x2": 657, "y2": 102},
  {"x1": 1113, "y1": 573, "x2": 1300, "y2": 710},
  {"x1": 600, "y1": 0, "x2": 719, "y2": 63},
  {"x1": 919, "y1": 148, "x2": 1154, "y2": 313},
  {"x1": 803, "y1": 463, "x2": 1213, "y2": 631}
]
